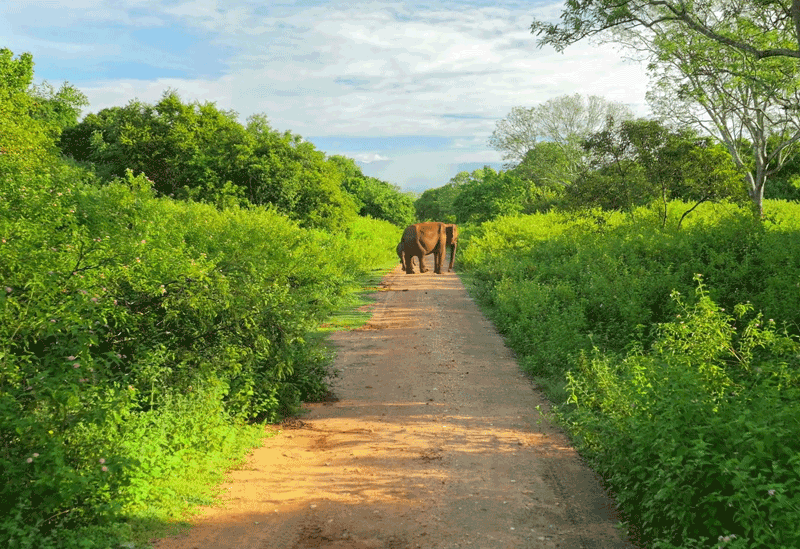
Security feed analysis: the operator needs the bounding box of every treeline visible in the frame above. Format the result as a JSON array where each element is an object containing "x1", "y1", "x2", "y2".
[
  {"x1": 417, "y1": 96, "x2": 800, "y2": 228},
  {"x1": 58, "y1": 91, "x2": 416, "y2": 230},
  {"x1": 0, "y1": 48, "x2": 406, "y2": 548}
]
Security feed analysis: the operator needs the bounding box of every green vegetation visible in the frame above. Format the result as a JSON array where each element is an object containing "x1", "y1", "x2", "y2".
[
  {"x1": 530, "y1": 1, "x2": 800, "y2": 217},
  {"x1": 1, "y1": 47, "x2": 403, "y2": 549},
  {"x1": 418, "y1": 83, "x2": 800, "y2": 546},
  {"x1": 460, "y1": 204, "x2": 800, "y2": 548},
  {"x1": 59, "y1": 92, "x2": 415, "y2": 231},
  {"x1": 453, "y1": 8, "x2": 800, "y2": 541},
  {"x1": 7, "y1": 6, "x2": 800, "y2": 543}
]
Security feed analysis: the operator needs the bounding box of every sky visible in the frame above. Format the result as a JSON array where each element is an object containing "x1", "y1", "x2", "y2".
[{"x1": 1, "y1": 0, "x2": 651, "y2": 193}]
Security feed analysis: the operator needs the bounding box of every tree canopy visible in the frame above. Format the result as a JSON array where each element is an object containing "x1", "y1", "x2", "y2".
[
  {"x1": 1, "y1": 48, "x2": 87, "y2": 177},
  {"x1": 530, "y1": 3, "x2": 800, "y2": 216},
  {"x1": 489, "y1": 94, "x2": 632, "y2": 165},
  {"x1": 531, "y1": 0, "x2": 800, "y2": 61},
  {"x1": 569, "y1": 117, "x2": 746, "y2": 225},
  {"x1": 59, "y1": 91, "x2": 412, "y2": 230}
]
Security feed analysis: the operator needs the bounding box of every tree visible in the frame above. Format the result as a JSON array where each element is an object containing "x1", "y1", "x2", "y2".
[
  {"x1": 530, "y1": 2, "x2": 800, "y2": 216},
  {"x1": 60, "y1": 94, "x2": 361, "y2": 230},
  {"x1": 0, "y1": 49, "x2": 59, "y2": 177},
  {"x1": 487, "y1": 106, "x2": 540, "y2": 164},
  {"x1": 489, "y1": 94, "x2": 632, "y2": 165},
  {"x1": 415, "y1": 169, "x2": 489, "y2": 222},
  {"x1": 452, "y1": 167, "x2": 527, "y2": 224},
  {"x1": 570, "y1": 117, "x2": 746, "y2": 224},
  {"x1": 239, "y1": 117, "x2": 357, "y2": 231},
  {"x1": 29, "y1": 81, "x2": 88, "y2": 138},
  {"x1": 328, "y1": 155, "x2": 415, "y2": 227},
  {"x1": 531, "y1": 0, "x2": 800, "y2": 61},
  {"x1": 569, "y1": 118, "x2": 655, "y2": 217},
  {"x1": 512, "y1": 141, "x2": 580, "y2": 188},
  {"x1": 60, "y1": 91, "x2": 251, "y2": 199},
  {"x1": 670, "y1": 140, "x2": 747, "y2": 228},
  {"x1": 646, "y1": 21, "x2": 800, "y2": 216}
]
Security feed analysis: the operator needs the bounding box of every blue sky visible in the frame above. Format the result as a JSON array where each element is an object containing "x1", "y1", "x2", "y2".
[{"x1": 1, "y1": 0, "x2": 651, "y2": 193}]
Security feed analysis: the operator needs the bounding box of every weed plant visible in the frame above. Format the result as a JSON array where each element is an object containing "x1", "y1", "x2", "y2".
[{"x1": 460, "y1": 201, "x2": 800, "y2": 548}]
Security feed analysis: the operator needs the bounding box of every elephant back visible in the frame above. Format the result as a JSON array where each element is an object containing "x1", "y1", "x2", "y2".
[{"x1": 402, "y1": 222, "x2": 446, "y2": 253}]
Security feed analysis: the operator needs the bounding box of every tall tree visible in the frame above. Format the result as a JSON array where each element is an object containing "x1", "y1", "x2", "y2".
[
  {"x1": 451, "y1": 167, "x2": 528, "y2": 224},
  {"x1": 328, "y1": 155, "x2": 415, "y2": 227},
  {"x1": 1, "y1": 49, "x2": 55, "y2": 176},
  {"x1": 571, "y1": 117, "x2": 746, "y2": 224},
  {"x1": 59, "y1": 93, "x2": 360, "y2": 230},
  {"x1": 531, "y1": 2, "x2": 800, "y2": 216},
  {"x1": 415, "y1": 168, "x2": 491, "y2": 222},
  {"x1": 487, "y1": 106, "x2": 539, "y2": 164},
  {"x1": 29, "y1": 81, "x2": 88, "y2": 138},
  {"x1": 645, "y1": 21, "x2": 800, "y2": 216},
  {"x1": 489, "y1": 94, "x2": 632, "y2": 164},
  {"x1": 512, "y1": 141, "x2": 581, "y2": 188},
  {"x1": 531, "y1": 0, "x2": 800, "y2": 61}
]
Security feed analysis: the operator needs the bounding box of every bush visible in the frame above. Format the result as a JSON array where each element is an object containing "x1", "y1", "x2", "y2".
[
  {"x1": 459, "y1": 201, "x2": 800, "y2": 548},
  {"x1": 1, "y1": 167, "x2": 399, "y2": 547},
  {"x1": 564, "y1": 281, "x2": 800, "y2": 548}
]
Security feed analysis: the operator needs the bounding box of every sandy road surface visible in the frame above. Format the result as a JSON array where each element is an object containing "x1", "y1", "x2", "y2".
[{"x1": 154, "y1": 264, "x2": 636, "y2": 549}]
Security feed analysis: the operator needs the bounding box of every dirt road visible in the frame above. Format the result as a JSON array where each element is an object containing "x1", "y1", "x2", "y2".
[{"x1": 154, "y1": 265, "x2": 635, "y2": 549}]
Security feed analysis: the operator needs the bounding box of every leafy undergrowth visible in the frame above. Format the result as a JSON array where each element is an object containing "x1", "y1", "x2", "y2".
[
  {"x1": 315, "y1": 265, "x2": 396, "y2": 335},
  {"x1": 460, "y1": 203, "x2": 800, "y2": 548},
  {"x1": 1, "y1": 166, "x2": 401, "y2": 548}
]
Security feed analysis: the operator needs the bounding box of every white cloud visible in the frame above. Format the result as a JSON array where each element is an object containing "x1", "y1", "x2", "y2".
[
  {"x1": 353, "y1": 153, "x2": 391, "y2": 163},
  {"x1": 5, "y1": 0, "x2": 653, "y2": 190}
]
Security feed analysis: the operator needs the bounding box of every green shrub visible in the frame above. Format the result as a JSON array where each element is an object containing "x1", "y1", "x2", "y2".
[
  {"x1": 1, "y1": 166, "x2": 398, "y2": 547},
  {"x1": 459, "y1": 201, "x2": 800, "y2": 548},
  {"x1": 564, "y1": 280, "x2": 800, "y2": 548}
]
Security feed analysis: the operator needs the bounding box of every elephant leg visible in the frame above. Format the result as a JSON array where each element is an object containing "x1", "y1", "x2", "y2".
[
  {"x1": 448, "y1": 243, "x2": 457, "y2": 271},
  {"x1": 418, "y1": 254, "x2": 428, "y2": 273},
  {"x1": 403, "y1": 251, "x2": 415, "y2": 274},
  {"x1": 433, "y1": 249, "x2": 443, "y2": 274}
]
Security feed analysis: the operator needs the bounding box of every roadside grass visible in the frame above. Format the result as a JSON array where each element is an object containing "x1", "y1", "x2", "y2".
[
  {"x1": 130, "y1": 423, "x2": 268, "y2": 548},
  {"x1": 313, "y1": 262, "x2": 399, "y2": 336},
  {"x1": 128, "y1": 262, "x2": 399, "y2": 548}
]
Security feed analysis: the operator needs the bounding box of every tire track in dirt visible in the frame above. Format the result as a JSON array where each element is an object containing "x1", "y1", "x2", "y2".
[{"x1": 153, "y1": 264, "x2": 637, "y2": 549}]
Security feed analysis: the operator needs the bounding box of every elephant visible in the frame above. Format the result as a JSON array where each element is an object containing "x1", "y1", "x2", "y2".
[
  {"x1": 400, "y1": 222, "x2": 447, "y2": 274},
  {"x1": 444, "y1": 223, "x2": 458, "y2": 272}
]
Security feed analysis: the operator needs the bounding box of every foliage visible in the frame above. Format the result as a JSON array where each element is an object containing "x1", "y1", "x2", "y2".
[
  {"x1": 645, "y1": 17, "x2": 800, "y2": 217},
  {"x1": 460, "y1": 201, "x2": 800, "y2": 548},
  {"x1": 529, "y1": 2, "x2": 800, "y2": 216},
  {"x1": 766, "y1": 151, "x2": 800, "y2": 200},
  {"x1": 0, "y1": 161, "x2": 399, "y2": 547},
  {"x1": 570, "y1": 118, "x2": 747, "y2": 224},
  {"x1": 415, "y1": 169, "x2": 488, "y2": 223},
  {"x1": 487, "y1": 105, "x2": 540, "y2": 164},
  {"x1": 28, "y1": 81, "x2": 89, "y2": 139},
  {"x1": 1, "y1": 46, "x2": 404, "y2": 548},
  {"x1": 0, "y1": 48, "x2": 59, "y2": 178},
  {"x1": 328, "y1": 155, "x2": 416, "y2": 227},
  {"x1": 564, "y1": 282, "x2": 800, "y2": 548},
  {"x1": 451, "y1": 167, "x2": 528, "y2": 224},
  {"x1": 59, "y1": 92, "x2": 410, "y2": 231},
  {"x1": 488, "y1": 94, "x2": 633, "y2": 164},
  {"x1": 511, "y1": 141, "x2": 578, "y2": 189},
  {"x1": 530, "y1": 0, "x2": 800, "y2": 61}
]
